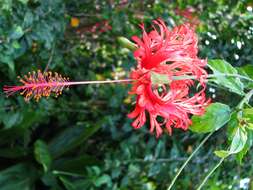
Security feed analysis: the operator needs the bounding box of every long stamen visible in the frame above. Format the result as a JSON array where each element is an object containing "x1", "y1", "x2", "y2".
[{"x1": 3, "y1": 70, "x2": 133, "y2": 101}]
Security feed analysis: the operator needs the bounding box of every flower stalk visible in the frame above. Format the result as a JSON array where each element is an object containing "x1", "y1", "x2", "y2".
[
  {"x1": 4, "y1": 71, "x2": 253, "y2": 102},
  {"x1": 167, "y1": 132, "x2": 213, "y2": 190},
  {"x1": 196, "y1": 157, "x2": 225, "y2": 190}
]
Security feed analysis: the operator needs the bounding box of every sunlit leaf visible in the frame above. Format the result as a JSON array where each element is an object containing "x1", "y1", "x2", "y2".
[
  {"x1": 208, "y1": 59, "x2": 244, "y2": 95},
  {"x1": 215, "y1": 127, "x2": 248, "y2": 158},
  {"x1": 236, "y1": 130, "x2": 253, "y2": 163},
  {"x1": 237, "y1": 64, "x2": 253, "y2": 89},
  {"x1": 229, "y1": 127, "x2": 247, "y2": 154},
  {"x1": 214, "y1": 150, "x2": 230, "y2": 158},
  {"x1": 190, "y1": 103, "x2": 231, "y2": 133},
  {"x1": 94, "y1": 174, "x2": 112, "y2": 187}
]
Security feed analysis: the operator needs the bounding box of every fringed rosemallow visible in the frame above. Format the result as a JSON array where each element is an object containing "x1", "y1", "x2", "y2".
[{"x1": 128, "y1": 19, "x2": 210, "y2": 137}]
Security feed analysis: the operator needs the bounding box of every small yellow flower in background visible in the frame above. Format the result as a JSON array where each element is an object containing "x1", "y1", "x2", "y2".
[
  {"x1": 71, "y1": 17, "x2": 80, "y2": 28},
  {"x1": 123, "y1": 96, "x2": 131, "y2": 104}
]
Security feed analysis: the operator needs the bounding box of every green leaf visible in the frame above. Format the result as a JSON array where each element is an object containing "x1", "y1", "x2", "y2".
[
  {"x1": 208, "y1": 59, "x2": 244, "y2": 95},
  {"x1": 242, "y1": 108, "x2": 253, "y2": 127},
  {"x1": 17, "y1": 0, "x2": 29, "y2": 4},
  {"x1": 229, "y1": 127, "x2": 247, "y2": 154},
  {"x1": 214, "y1": 150, "x2": 230, "y2": 158},
  {"x1": 59, "y1": 176, "x2": 91, "y2": 190},
  {"x1": 215, "y1": 127, "x2": 248, "y2": 158},
  {"x1": 10, "y1": 26, "x2": 24, "y2": 40},
  {"x1": 41, "y1": 172, "x2": 60, "y2": 188},
  {"x1": 0, "y1": 147, "x2": 28, "y2": 159},
  {"x1": 246, "y1": 123, "x2": 253, "y2": 130},
  {"x1": 227, "y1": 111, "x2": 238, "y2": 141},
  {"x1": 190, "y1": 103, "x2": 231, "y2": 133},
  {"x1": 237, "y1": 64, "x2": 253, "y2": 77},
  {"x1": 117, "y1": 37, "x2": 137, "y2": 51},
  {"x1": 49, "y1": 124, "x2": 100, "y2": 158},
  {"x1": 3, "y1": 112, "x2": 22, "y2": 129},
  {"x1": 34, "y1": 140, "x2": 52, "y2": 172},
  {"x1": 151, "y1": 72, "x2": 171, "y2": 85},
  {"x1": 59, "y1": 176, "x2": 76, "y2": 190},
  {"x1": 243, "y1": 108, "x2": 253, "y2": 115},
  {"x1": 236, "y1": 131, "x2": 252, "y2": 164},
  {"x1": 94, "y1": 174, "x2": 111, "y2": 187},
  {"x1": 243, "y1": 108, "x2": 253, "y2": 120},
  {"x1": 53, "y1": 155, "x2": 100, "y2": 175},
  {"x1": 237, "y1": 64, "x2": 253, "y2": 89},
  {"x1": 0, "y1": 163, "x2": 37, "y2": 190}
]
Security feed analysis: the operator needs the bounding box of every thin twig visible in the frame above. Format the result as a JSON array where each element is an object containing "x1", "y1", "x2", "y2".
[
  {"x1": 207, "y1": 73, "x2": 253, "y2": 84},
  {"x1": 167, "y1": 132, "x2": 214, "y2": 190},
  {"x1": 123, "y1": 155, "x2": 210, "y2": 164},
  {"x1": 196, "y1": 158, "x2": 225, "y2": 190},
  {"x1": 65, "y1": 79, "x2": 133, "y2": 86},
  {"x1": 238, "y1": 89, "x2": 253, "y2": 109},
  {"x1": 44, "y1": 44, "x2": 55, "y2": 73}
]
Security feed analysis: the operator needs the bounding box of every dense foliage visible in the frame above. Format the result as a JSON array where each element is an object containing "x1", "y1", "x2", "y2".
[{"x1": 1, "y1": 0, "x2": 253, "y2": 189}]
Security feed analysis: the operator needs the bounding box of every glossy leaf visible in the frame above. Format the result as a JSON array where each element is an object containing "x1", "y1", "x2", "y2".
[
  {"x1": 208, "y1": 59, "x2": 244, "y2": 95},
  {"x1": 190, "y1": 103, "x2": 231, "y2": 133},
  {"x1": 215, "y1": 127, "x2": 248, "y2": 158},
  {"x1": 229, "y1": 127, "x2": 248, "y2": 154},
  {"x1": 34, "y1": 140, "x2": 52, "y2": 173},
  {"x1": 237, "y1": 64, "x2": 253, "y2": 89},
  {"x1": 236, "y1": 130, "x2": 253, "y2": 163},
  {"x1": 49, "y1": 124, "x2": 100, "y2": 158},
  {"x1": 0, "y1": 163, "x2": 37, "y2": 189},
  {"x1": 9, "y1": 26, "x2": 24, "y2": 40},
  {"x1": 53, "y1": 155, "x2": 100, "y2": 175},
  {"x1": 94, "y1": 174, "x2": 112, "y2": 187}
]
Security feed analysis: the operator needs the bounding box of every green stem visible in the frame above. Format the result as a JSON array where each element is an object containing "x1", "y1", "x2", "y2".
[
  {"x1": 167, "y1": 132, "x2": 213, "y2": 190},
  {"x1": 172, "y1": 73, "x2": 253, "y2": 84},
  {"x1": 196, "y1": 158, "x2": 225, "y2": 190},
  {"x1": 207, "y1": 73, "x2": 253, "y2": 83},
  {"x1": 238, "y1": 89, "x2": 253, "y2": 109}
]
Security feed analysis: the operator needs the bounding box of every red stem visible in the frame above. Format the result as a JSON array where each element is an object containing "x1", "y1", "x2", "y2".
[{"x1": 65, "y1": 79, "x2": 133, "y2": 86}]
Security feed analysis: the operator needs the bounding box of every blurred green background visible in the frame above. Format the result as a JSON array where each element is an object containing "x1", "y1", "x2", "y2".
[{"x1": 0, "y1": 0, "x2": 253, "y2": 189}]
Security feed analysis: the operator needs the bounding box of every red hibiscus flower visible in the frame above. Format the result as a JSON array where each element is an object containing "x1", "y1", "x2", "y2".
[
  {"x1": 128, "y1": 19, "x2": 209, "y2": 137},
  {"x1": 131, "y1": 19, "x2": 205, "y2": 77}
]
